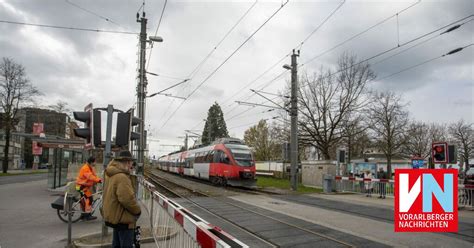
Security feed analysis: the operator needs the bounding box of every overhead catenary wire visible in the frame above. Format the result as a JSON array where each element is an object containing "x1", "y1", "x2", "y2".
[
  {"x1": 158, "y1": 0, "x2": 290, "y2": 134},
  {"x1": 184, "y1": 0, "x2": 289, "y2": 100},
  {"x1": 215, "y1": 1, "x2": 424, "y2": 125},
  {"x1": 230, "y1": 44, "x2": 473, "y2": 130},
  {"x1": 145, "y1": 0, "x2": 168, "y2": 70},
  {"x1": 0, "y1": 20, "x2": 138, "y2": 35},
  {"x1": 228, "y1": 116, "x2": 280, "y2": 130},
  {"x1": 220, "y1": 0, "x2": 345, "y2": 112},
  {"x1": 225, "y1": 17, "x2": 473, "y2": 123},
  {"x1": 188, "y1": 0, "x2": 346, "y2": 131},
  {"x1": 376, "y1": 43, "x2": 474, "y2": 82},
  {"x1": 301, "y1": 0, "x2": 421, "y2": 66},
  {"x1": 187, "y1": 0, "x2": 259, "y2": 79},
  {"x1": 64, "y1": 0, "x2": 123, "y2": 28},
  {"x1": 296, "y1": 0, "x2": 346, "y2": 50},
  {"x1": 158, "y1": 0, "x2": 259, "y2": 124},
  {"x1": 297, "y1": 14, "x2": 473, "y2": 89},
  {"x1": 185, "y1": 69, "x2": 288, "y2": 131},
  {"x1": 222, "y1": 70, "x2": 288, "y2": 118}
]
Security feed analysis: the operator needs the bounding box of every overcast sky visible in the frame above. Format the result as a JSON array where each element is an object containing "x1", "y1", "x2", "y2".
[{"x1": 1, "y1": 0, "x2": 472, "y2": 157}]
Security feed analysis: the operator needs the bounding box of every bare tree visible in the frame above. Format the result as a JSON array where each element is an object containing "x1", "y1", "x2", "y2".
[
  {"x1": 0, "y1": 58, "x2": 40, "y2": 173},
  {"x1": 429, "y1": 123, "x2": 449, "y2": 143},
  {"x1": 298, "y1": 52, "x2": 375, "y2": 160},
  {"x1": 48, "y1": 100, "x2": 71, "y2": 115},
  {"x1": 449, "y1": 119, "x2": 473, "y2": 172},
  {"x1": 367, "y1": 91, "x2": 409, "y2": 178},
  {"x1": 341, "y1": 115, "x2": 372, "y2": 162},
  {"x1": 402, "y1": 121, "x2": 431, "y2": 159}
]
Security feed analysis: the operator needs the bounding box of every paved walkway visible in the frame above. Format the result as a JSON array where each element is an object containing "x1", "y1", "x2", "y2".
[{"x1": 0, "y1": 179, "x2": 154, "y2": 248}]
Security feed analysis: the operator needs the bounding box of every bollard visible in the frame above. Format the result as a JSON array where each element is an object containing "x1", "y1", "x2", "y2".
[{"x1": 66, "y1": 194, "x2": 74, "y2": 247}]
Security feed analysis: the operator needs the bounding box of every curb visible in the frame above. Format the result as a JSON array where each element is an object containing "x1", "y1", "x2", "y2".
[{"x1": 72, "y1": 226, "x2": 177, "y2": 248}]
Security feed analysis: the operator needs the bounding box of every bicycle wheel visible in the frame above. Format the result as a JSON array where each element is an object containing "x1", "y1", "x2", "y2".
[{"x1": 57, "y1": 194, "x2": 83, "y2": 223}]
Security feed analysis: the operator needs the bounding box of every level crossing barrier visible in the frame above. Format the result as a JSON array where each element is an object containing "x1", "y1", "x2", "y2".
[{"x1": 137, "y1": 176, "x2": 248, "y2": 248}]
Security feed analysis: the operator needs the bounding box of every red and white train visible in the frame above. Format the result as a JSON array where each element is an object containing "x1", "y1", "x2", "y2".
[{"x1": 156, "y1": 138, "x2": 256, "y2": 187}]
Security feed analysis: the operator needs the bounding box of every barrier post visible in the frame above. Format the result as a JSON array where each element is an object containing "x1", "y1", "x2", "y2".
[{"x1": 66, "y1": 194, "x2": 74, "y2": 247}]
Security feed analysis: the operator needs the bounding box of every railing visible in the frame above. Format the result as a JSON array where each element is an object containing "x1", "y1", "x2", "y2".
[
  {"x1": 458, "y1": 184, "x2": 474, "y2": 209},
  {"x1": 137, "y1": 176, "x2": 248, "y2": 248},
  {"x1": 334, "y1": 176, "x2": 474, "y2": 209},
  {"x1": 335, "y1": 176, "x2": 395, "y2": 197}
]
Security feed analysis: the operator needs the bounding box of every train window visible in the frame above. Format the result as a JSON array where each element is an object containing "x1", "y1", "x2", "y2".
[
  {"x1": 214, "y1": 150, "x2": 230, "y2": 164},
  {"x1": 207, "y1": 151, "x2": 215, "y2": 163},
  {"x1": 195, "y1": 152, "x2": 204, "y2": 163},
  {"x1": 221, "y1": 152, "x2": 230, "y2": 164},
  {"x1": 213, "y1": 151, "x2": 219, "y2": 163},
  {"x1": 194, "y1": 153, "x2": 200, "y2": 163}
]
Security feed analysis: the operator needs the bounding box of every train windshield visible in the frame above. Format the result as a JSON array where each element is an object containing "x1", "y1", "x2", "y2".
[{"x1": 225, "y1": 144, "x2": 253, "y2": 167}]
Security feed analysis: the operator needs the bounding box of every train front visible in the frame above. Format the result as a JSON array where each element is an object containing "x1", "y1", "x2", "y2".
[{"x1": 224, "y1": 143, "x2": 257, "y2": 188}]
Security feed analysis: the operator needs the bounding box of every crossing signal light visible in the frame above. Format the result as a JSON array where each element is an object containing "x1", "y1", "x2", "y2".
[
  {"x1": 432, "y1": 142, "x2": 448, "y2": 164},
  {"x1": 73, "y1": 108, "x2": 101, "y2": 148},
  {"x1": 116, "y1": 112, "x2": 141, "y2": 147}
]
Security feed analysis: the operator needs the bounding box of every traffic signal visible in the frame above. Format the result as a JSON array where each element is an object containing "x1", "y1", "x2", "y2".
[
  {"x1": 73, "y1": 109, "x2": 101, "y2": 148},
  {"x1": 338, "y1": 149, "x2": 346, "y2": 163},
  {"x1": 448, "y1": 145, "x2": 456, "y2": 164},
  {"x1": 432, "y1": 142, "x2": 448, "y2": 164},
  {"x1": 115, "y1": 112, "x2": 141, "y2": 147}
]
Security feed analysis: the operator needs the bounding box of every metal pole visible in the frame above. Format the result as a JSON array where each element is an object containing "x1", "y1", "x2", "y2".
[
  {"x1": 101, "y1": 104, "x2": 114, "y2": 237},
  {"x1": 185, "y1": 133, "x2": 188, "y2": 150},
  {"x1": 137, "y1": 15, "x2": 148, "y2": 171},
  {"x1": 67, "y1": 194, "x2": 73, "y2": 247},
  {"x1": 290, "y1": 49, "x2": 299, "y2": 191}
]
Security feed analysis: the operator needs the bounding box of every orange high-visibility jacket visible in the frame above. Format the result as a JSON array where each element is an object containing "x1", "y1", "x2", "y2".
[{"x1": 76, "y1": 163, "x2": 101, "y2": 187}]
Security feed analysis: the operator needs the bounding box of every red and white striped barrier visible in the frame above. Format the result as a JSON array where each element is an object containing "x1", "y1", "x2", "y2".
[
  {"x1": 334, "y1": 176, "x2": 394, "y2": 183},
  {"x1": 140, "y1": 177, "x2": 248, "y2": 248}
]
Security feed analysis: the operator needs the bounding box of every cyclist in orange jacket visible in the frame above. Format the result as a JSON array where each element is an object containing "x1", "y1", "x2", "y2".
[{"x1": 76, "y1": 156, "x2": 102, "y2": 220}]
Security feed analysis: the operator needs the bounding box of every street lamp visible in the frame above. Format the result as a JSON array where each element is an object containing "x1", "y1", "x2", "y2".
[{"x1": 148, "y1": 36, "x2": 163, "y2": 43}]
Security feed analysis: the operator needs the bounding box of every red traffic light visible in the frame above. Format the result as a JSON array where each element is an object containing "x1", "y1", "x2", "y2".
[
  {"x1": 432, "y1": 142, "x2": 448, "y2": 164},
  {"x1": 434, "y1": 146, "x2": 444, "y2": 153}
]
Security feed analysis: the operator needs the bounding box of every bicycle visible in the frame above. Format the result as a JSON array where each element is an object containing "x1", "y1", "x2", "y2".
[{"x1": 52, "y1": 186, "x2": 103, "y2": 223}]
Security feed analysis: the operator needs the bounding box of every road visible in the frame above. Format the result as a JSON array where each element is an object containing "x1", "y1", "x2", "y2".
[{"x1": 0, "y1": 173, "x2": 47, "y2": 185}]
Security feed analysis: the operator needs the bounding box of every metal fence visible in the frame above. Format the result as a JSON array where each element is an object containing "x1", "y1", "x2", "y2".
[
  {"x1": 137, "y1": 177, "x2": 248, "y2": 248},
  {"x1": 335, "y1": 177, "x2": 474, "y2": 209},
  {"x1": 335, "y1": 177, "x2": 394, "y2": 197},
  {"x1": 458, "y1": 185, "x2": 474, "y2": 209}
]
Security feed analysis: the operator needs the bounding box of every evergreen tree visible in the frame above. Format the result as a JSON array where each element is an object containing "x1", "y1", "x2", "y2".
[{"x1": 201, "y1": 102, "x2": 229, "y2": 145}]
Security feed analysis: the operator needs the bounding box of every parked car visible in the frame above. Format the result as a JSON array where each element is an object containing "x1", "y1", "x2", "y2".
[
  {"x1": 38, "y1": 163, "x2": 50, "y2": 169},
  {"x1": 464, "y1": 167, "x2": 474, "y2": 186}
]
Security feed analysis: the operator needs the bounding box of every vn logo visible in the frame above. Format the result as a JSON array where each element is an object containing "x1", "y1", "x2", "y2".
[{"x1": 394, "y1": 169, "x2": 458, "y2": 232}]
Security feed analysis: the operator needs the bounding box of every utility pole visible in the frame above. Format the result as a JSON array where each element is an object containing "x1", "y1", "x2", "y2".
[
  {"x1": 185, "y1": 133, "x2": 188, "y2": 150},
  {"x1": 101, "y1": 104, "x2": 114, "y2": 237},
  {"x1": 137, "y1": 12, "x2": 147, "y2": 172},
  {"x1": 289, "y1": 49, "x2": 299, "y2": 191}
]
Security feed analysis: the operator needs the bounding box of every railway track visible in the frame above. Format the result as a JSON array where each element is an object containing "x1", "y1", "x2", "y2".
[
  {"x1": 145, "y1": 169, "x2": 361, "y2": 248},
  {"x1": 275, "y1": 194, "x2": 474, "y2": 244}
]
